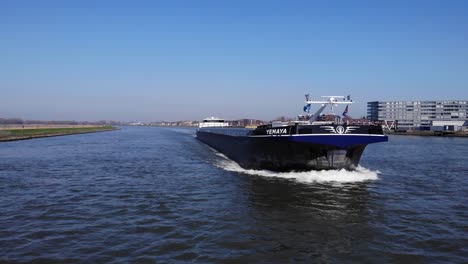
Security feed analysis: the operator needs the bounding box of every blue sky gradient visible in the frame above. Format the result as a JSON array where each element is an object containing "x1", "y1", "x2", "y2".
[{"x1": 1, "y1": 0, "x2": 467, "y2": 121}]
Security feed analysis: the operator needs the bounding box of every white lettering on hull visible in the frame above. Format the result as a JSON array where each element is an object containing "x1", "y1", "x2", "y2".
[{"x1": 266, "y1": 128, "x2": 288, "y2": 135}]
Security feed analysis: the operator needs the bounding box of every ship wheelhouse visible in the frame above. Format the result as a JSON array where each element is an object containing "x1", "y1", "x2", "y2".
[{"x1": 199, "y1": 117, "x2": 229, "y2": 128}]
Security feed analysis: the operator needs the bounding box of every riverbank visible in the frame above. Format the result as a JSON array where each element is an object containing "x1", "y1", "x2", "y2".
[
  {"x1": 386, "y1": 130, "x2": 468, "y2": 137},
  {"x1": 0, "y1": 126, "x2": 118, "y2": 142}
]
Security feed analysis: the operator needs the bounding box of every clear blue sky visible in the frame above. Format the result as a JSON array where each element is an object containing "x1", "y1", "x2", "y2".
[{"x1": 1, "y1": 0, "x2": 467, "y2": 121}]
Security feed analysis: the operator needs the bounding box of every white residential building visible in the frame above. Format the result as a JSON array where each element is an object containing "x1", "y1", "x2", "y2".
[{"x1": 367, "y1": 100, "x2": 468, "y2": 130}]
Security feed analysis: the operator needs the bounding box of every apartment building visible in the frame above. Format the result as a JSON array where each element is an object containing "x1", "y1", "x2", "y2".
[{"x1": 367, "y1": 100, "x2": 468, "y2": 130}]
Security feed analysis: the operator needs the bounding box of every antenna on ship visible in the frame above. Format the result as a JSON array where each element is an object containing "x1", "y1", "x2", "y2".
[{"x1": 304, "y1": 94, "x2": 353, "y2": 122}]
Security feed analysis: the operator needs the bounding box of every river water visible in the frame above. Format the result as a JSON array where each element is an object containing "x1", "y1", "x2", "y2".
[{"x1": 0, "y1": 127, "x2": 466, "y2": 263}]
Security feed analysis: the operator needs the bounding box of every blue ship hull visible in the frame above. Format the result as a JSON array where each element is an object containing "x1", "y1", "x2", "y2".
[{"x1": 197, "y1": 124, "x2": 388, "y2": 171}]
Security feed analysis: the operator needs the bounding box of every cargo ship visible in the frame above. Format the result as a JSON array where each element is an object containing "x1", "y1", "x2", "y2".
[{"x1": 196, "y1": 95, "x2": 388, "y2": 171}]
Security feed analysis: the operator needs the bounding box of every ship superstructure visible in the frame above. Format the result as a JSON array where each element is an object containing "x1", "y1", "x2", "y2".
[{"x1": 199, "y1": 117, "x2": 229, "y2": 128}]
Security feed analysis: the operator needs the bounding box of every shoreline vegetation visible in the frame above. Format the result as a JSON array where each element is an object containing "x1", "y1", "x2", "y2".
[
  {"x1": 1, "y1": 123, "x2": 466, "y2": 141},
  {"x1": 0, "y1": 125, "x2": 117, "y2": 142}
]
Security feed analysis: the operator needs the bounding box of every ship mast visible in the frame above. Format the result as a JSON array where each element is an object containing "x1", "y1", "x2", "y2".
[{"x1": 305, "y1": 95, "x2": 353, "y2": 122}]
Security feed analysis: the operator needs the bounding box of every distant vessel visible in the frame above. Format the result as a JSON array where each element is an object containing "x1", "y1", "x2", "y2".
[{"x1": 197, "y1": 95, "x2": 388, "y2": 171}]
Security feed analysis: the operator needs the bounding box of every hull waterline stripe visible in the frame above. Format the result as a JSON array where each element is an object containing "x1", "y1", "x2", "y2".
[{"x1": 248, "y1": 134, "x2": 387, "y2": 138}]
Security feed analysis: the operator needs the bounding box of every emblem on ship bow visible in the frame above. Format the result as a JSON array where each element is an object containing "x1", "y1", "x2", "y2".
[{"x1": 320, "y1": 126, "x2": 360, "y2": 134}]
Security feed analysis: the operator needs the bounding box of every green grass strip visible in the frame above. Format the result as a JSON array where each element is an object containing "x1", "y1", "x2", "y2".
[{"x1": 0, "y1": 126, "x2": 115, "y2": 138}]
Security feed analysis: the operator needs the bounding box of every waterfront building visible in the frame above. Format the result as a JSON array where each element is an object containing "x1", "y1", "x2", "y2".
[
  {"x1": 367, "y1": 100, "x2": 468, "y2": 130},
  {"x1": 228, "y1": 119, "x2": 265, "y2": 127}
]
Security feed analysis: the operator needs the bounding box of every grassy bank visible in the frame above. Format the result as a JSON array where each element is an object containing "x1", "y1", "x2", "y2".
[{"x1": 0, "y1": 126, "x2": 117, "y2": 142}]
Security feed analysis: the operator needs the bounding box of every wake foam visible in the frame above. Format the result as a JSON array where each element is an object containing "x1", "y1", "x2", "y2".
[{"x1": 213, "y1": 153, "x2": 379, "y2": 183}]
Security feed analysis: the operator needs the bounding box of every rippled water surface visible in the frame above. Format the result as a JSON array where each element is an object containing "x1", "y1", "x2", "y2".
[{"x1": 1, "y1": 127, "x2": 467, "y2": 263}]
